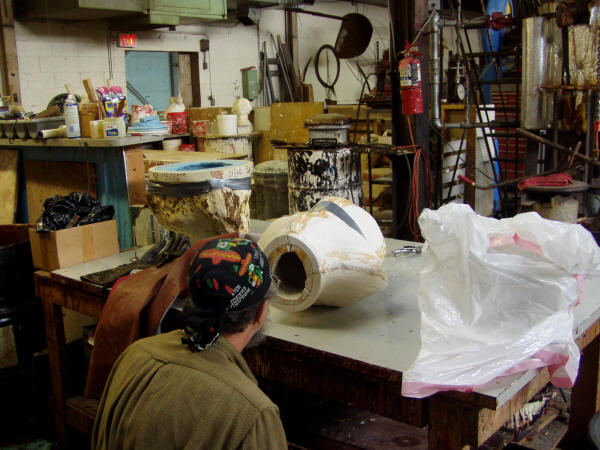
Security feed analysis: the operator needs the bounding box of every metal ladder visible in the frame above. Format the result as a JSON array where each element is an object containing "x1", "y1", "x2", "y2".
[{"x1": 443, "y1": 0, "x2": 529, "y2": 217}]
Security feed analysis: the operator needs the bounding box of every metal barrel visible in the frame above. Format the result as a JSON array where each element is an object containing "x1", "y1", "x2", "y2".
[
  {"x1": 251, "y1": 160, "x2": 289, "y2": 220},
  {"x1": 287, "y1": 146, "x2": 362, "y2": 213}
]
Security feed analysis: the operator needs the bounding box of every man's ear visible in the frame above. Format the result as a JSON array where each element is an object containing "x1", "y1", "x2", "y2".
[{"x1": 255, "y1": 299, "x2": 269, "y2": 325}]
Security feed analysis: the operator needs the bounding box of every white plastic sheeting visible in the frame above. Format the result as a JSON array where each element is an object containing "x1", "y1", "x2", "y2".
[{"x1": 402, "y1": 204, "x2": 600, "y2": 398}]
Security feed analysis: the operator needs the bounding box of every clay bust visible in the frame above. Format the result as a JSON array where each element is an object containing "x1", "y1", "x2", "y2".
[
  {"x1": 258, "y1": 197, "x2": 388, "y2": 311},
  {"x1": 232, "y1": 98, "x2": 253, "y2": 134}
]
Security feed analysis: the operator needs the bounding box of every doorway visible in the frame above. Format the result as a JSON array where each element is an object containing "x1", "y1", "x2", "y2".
[
  {"x1": 125, "y1": 51, "x2": 200, "y2": 111},
  {"x1": 125, "y1": 51, "x2": 178, "y2": 111}
]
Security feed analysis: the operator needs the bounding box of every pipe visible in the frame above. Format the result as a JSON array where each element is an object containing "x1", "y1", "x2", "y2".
[
  {"x1": 430, "y1": 3, "x2": 442, "y2": 129},
  {"x1": 283, "y1": 8, "x2": 343, "y2": 20},
  {"x1": 517, "y1": 128, "x2": 600, "y2": 166},
  {"x1": 442, "y1": 17, "x2": 487, "y2": 27},
  {"x1": 38, "y1": 125, "x2": 66, "y2": 139}
]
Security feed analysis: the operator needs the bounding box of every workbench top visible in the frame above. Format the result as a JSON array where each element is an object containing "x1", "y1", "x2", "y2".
[
  {"x1": 0, "y1": 135, "x2": 176, "y2": 148},
  {"x1": 51, "y1": 221, "x2": 600, "y2": 409}
]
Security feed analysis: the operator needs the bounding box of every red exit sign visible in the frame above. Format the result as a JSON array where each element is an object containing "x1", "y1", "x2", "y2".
[{"x1": 118, "y1": 34, "x2": 137, "y2": 48}]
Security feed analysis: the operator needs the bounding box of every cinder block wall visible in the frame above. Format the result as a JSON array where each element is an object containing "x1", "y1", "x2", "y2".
[
  {"x1": 16, "y1": 20, "x2": 120, "y2": 113},
  {"x1": 14, "y1": 3, "x2": 390, "y2": 114}
]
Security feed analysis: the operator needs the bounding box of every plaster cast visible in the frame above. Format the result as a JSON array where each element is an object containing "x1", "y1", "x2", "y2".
[
  {"x1": 258, "y1": 197, "x2": 387, "y2": 311},
  {"x1": 146, "y1": 160, "x2": 253, "y2": 243}
]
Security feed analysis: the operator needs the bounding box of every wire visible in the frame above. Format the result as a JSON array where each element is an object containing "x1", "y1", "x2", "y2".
[
  {"x1": 405, "y1": 116, "x2": 432, "y2": 241},
  {"x1": 208, "y1": 49, "x2": 214, "y2": 105},
  {"x1": 352, "y1": 72, "x2": 378, "y2": 143},
  {"x1": 314, "y1": 44, "x2": 340, "y2": 95}
]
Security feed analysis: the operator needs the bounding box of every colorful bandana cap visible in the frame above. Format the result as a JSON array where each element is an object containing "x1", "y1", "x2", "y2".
[{"x1": 181, "y1": 238, "x2": 271, "y2": 352}]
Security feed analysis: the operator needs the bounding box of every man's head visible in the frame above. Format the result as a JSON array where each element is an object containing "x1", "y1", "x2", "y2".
[{"x1": 181, "y1": 237, "x2": 272, "y2": 352}]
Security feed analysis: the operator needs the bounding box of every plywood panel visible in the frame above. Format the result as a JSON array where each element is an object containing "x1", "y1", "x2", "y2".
[
  {"x1": 270, "y1": 102, "x2": 324, "y2": 144},
  {"x1": 0, "y1": 149, "x2": 18, "y2": 224},
  {"x1": 177, "y1": 53, "x2": 193, "y2": 108},
  {"x1": 123, "y1": 148, "x2": 146, "y2": 205},
  {"x1": 24, "y1": 160, "x2": 96, "y2": 223}
]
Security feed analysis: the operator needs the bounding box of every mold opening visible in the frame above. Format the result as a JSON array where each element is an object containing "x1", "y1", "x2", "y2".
[
  {"x1": 274, "y1": 252, "x2": 307, "y2": 298},
  {"x1": 167, "y1": 161, "x2": 229, "y2": 172}
]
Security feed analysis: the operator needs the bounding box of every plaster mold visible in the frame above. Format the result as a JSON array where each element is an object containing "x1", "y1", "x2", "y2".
[
  {"x1": 146, "y1": 160, "x2": 253, "y2": 243},
  {"x1": 258, "y1": 197, "x2": 387, "y2": 311}
]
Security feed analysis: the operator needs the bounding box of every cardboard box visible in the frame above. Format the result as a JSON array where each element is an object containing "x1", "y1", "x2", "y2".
[{"x1": 28, "y1": 220, "x2": 119, "y2": 271}]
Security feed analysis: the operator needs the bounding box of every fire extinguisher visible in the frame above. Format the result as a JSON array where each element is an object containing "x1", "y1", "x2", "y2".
[{"x1": 399, "y1": 42, "x2": 423, "y2": 115}]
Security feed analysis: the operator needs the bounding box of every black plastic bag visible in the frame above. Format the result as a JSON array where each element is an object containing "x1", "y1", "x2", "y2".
[{"x1": 36, "y1": 192, "x2": 114, "y2": 231}]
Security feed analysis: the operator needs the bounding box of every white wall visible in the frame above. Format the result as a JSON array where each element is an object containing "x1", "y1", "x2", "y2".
[
  {"x1": 299, "y1": 2, "x2": 390, "y2": 104},
  {"x1": 16, "y1": 20, "x2": 119, "y2": 113},
  {"x1": 14, "y1": 2, "x2": 390, "y2": 113}
]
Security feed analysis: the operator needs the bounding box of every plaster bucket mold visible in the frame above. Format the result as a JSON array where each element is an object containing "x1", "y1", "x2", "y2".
[
  {"x1": 146, "y1": 160, "x2": 253, "y2": 243},
  {"x1": 258, "y1": 197, "x2": 387, "y2": 311}
]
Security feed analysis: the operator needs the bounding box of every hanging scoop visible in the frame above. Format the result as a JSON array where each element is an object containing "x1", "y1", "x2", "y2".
[{"x1": 334, "y1": 13, "x2": 373, "y2": 59}]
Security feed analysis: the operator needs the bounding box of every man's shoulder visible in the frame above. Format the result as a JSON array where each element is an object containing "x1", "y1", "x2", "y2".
[{"x1": 125, "y1": 331, "x2": 277, "y2": 413}]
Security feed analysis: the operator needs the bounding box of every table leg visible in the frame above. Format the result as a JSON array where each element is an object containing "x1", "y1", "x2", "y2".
[
  {"x1": 41, "y1": 290, "x2": 69, "y2": 445},
  {"x1": 563, "y1": 334, "x2": 600, "y2": 445},
  {"x1": 428, "y1": 397, "x2": 478, "y2": 450}
]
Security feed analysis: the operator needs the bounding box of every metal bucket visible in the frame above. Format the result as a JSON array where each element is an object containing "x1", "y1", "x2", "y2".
[
  {"x1": 251, "y1": 160, "x2": 289, "y2": 220},
  {"x1": 287, "y1": 146, "x2": 362, "y2": 213}
]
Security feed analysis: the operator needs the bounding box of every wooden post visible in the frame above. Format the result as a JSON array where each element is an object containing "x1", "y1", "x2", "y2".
[
  {"x1": 190, "y1": 52, "x2": 201, "y2": 107},
  {"x1": 465, "y1": 105, "x2": 477, "y2": 208},
  {"x1": 0, "y1": 0, "x2": 21, "y2": 104},
  {"x1": 563, "y1": 333, "x2": 600, "y2": 446},
  {"x1": 428, "y1": 397, "x2": 479, "y2": 450},
  {"x1": 39, "y1": 275, "x2": 69, "y2": 445},
  {"x1": 284, "y1": 11, "x2": 299, "y2": 79}
]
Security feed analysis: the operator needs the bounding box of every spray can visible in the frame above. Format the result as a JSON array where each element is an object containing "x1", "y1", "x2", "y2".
[{"x1": 64, "y1": 94, "x2": 81, "y2": 138}]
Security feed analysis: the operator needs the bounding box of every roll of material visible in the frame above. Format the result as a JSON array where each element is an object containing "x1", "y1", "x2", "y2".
[
  {"x1": 216, "y1": 114, "x2": 237, "y2": 136},
  {"x1": 38, "y1": 125, "x2": 67, "y2": 139}
]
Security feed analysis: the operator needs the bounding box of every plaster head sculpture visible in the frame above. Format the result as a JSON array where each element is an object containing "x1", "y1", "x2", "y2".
[
  {"x1": 232, "y1": 98, "x2": 253, "y2": 134},
  {"x1": 258, "y1": 197, "x2": 388, "y2": 311}
]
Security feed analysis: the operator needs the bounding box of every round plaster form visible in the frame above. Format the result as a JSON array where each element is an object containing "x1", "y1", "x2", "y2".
[
  {"x1": 259, "y1": 197, "x2": 387, "y2": 311},
  {"x1": 147, "y1": 160, "x2": 253, "y2": 243}
]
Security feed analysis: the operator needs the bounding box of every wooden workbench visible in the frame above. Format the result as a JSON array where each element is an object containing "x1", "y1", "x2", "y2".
[
  {"x1": 33, "y1": 229, "x2": 600, "y2": 449},
  {"x1": 6, "y1": 135, "x2": 166, "y2": 250}
]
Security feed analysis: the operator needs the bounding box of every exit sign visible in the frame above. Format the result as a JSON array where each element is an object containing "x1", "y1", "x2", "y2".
[{"x1": 118, "y1": 34, "x2": 137, "y2": 48}]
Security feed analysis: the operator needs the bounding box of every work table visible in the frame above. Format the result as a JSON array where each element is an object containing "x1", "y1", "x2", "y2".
[
  {"x1": 6, "y1": 134, "x2": 189, "y2": 251},
  {"x1": 0, "y1": 135, "x2": 166, "y2": 148},
  {"x1": 34, "y1": 223, "x2": 600, "y2": 449}
]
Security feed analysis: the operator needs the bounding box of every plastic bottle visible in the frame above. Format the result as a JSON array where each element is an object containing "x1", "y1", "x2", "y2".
[{"x1": 64, "y1": 94, "x2": 81, "y2": 138}]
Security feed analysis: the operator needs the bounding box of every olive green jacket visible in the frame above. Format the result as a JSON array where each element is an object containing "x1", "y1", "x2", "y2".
[{"x1": 92, "y1": 330, "x2": 287, "y2": 450}]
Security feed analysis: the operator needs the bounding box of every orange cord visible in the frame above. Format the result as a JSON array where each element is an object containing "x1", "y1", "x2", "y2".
[{"x1": 406, "y1": 116, "x2": 431, "y2": 241}]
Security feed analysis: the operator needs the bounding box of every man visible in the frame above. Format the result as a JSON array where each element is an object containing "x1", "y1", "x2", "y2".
[{"x1": 92, "y1": 237, "x2": 287, "y2": 449}]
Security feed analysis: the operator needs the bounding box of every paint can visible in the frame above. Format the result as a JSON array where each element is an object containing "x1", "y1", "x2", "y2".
[
  {"x1": 216, "y1": 114, "x2": 238, "y2": 136},
  {"x1": 287, "y1": 142, "x2": 362, "y2": 213},
  {"x1": 167, "y1": 112, "x2": 188, "y2": 134},
  {"x1": 163, "y1": 138, "x2": 183, "y2": 152},
  {"x1": 251, "y1": 160, "x2": 289, "y2": 220}
]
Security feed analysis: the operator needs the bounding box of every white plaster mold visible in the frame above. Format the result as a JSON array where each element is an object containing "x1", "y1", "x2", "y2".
[
  {"x1": 146, "y1": 160, "x2": 253, "y2": 243},
  {"x1": 258, "y1": 197, "x2": 387, "y2": 311}
]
